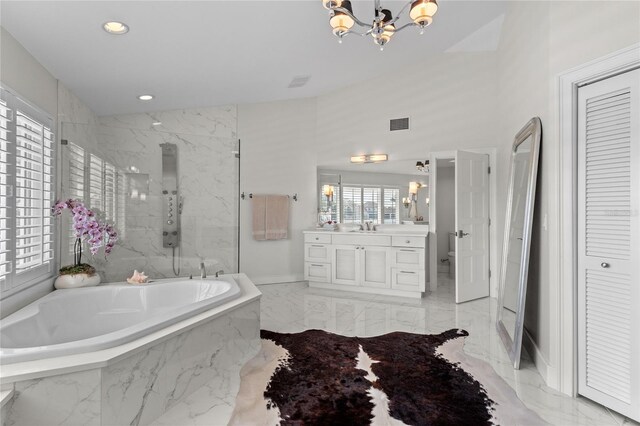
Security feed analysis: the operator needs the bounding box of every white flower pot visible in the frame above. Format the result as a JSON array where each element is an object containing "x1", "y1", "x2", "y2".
[{"x1": 54, "y1": 273, "x2": 101, "y2": 289}]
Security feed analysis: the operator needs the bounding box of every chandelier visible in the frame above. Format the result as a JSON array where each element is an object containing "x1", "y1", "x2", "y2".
[{"x1": 322, "y1": 0, "x2": 438, "y2": 50}]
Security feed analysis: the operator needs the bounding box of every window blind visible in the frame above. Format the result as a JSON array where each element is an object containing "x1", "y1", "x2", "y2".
[
  {"x1": 363, "y1": 187, "x2": 381, "y2": 223},
  {"x1": 0, "y1": 100, "x2": 12, "y2": 285},
  {"x1": 89, "y1": 154, "x2": 104, "y2": 213},
  {"x1": 342, "y1": 186, "x2": 363, "y2": 224},
  {"x1": 0, "y1": 88, "x2": 55, "y2": 293},
  {"x1": 383, "y1": 188, "x2": 400, "y2": 224}
]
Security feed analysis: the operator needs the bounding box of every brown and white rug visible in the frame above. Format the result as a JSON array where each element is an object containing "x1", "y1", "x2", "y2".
[{"x1": 230, "y1": 329, "x2": 546, "y2": 425}]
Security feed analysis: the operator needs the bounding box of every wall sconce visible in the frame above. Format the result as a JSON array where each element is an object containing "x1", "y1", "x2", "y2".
[
  {"x1": 350, "y1": 154, "x2": 388, "y2": 164},
  {"x1": 322, "y1": 184, "x2": 334, "y2": 201}
]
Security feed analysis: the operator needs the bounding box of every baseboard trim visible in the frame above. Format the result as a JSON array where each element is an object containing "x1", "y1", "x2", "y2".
[
  {"x1": 522, "y1": 329, "x2": 558, "y2": 388},
  {"x1": 250, "y1": 274, "x2": 304, "y2": 285}
]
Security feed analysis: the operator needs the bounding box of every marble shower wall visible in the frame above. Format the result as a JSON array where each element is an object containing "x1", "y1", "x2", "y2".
[{"x1": 60, "y1": 106, "x2": 239, "y2": 282}]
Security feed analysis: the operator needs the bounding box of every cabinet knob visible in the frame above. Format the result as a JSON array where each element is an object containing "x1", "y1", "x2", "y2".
[
  {"x1": 405, "y1": 240, "x2": 411, "y2": 243},
  {"x1": 601, "y1": 262, "x2": 610, "y2": 268}
]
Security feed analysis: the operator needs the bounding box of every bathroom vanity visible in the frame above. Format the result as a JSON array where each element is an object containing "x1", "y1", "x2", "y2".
[{"x1": 303, "y1": 229, "x2": 429, "y2": 298}]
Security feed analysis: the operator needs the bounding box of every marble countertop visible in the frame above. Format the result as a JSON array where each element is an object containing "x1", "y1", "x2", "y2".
[{"x1": 304, "y1": 229, "x2": 429, "y2": 237}]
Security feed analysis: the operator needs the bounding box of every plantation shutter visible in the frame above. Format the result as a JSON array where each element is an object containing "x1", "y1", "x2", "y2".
[
  {"x1": 342, "y1": 186, "x2": 362, "y2": 224},
  {"x1": 89, "y1": 154, "x2": 104, "y2": 213},
  {"x1": 0, "y1": 100, "x2": 13, "y2": 287},
  {"x1": 383, "y1": 188, "x2": 400, "y2": 224},
  {"x1": 0, "y1": 88, "x2": 56, "y2": 293},
  {"x1": 362, "y1": 187, "x2": 381, "y2": 223}
]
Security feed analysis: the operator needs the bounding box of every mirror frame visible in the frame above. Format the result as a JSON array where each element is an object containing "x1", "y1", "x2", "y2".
[{"x1": 496, "y1": 116, "x2": 542, "y2": 369}]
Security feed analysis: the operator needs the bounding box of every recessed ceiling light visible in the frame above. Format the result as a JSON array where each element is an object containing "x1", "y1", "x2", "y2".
[
  {"x1": 152, "y1": 121, "x2": 162, "y2": 126},
  {"x1": 103, "y1": 21, "x2": 129, "y2": 35},
  {"x1": 137, "y1": 94, "x2": 154, "y2": 101}
]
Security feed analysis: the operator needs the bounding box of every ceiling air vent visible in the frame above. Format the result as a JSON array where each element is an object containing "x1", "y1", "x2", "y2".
[
  {"x1": 288, "y1": 75, "x2": 311, "y2": 89},
  {"x1": 390, "y1": 117, "x2": 410, "y2": 131}
]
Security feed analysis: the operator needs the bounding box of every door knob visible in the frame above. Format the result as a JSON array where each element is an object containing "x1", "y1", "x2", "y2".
[
  {"x1": 600, "y1": 262, "x2": 610, "y2": 268},
  {"x1": 458, "y1": 230, "x2": 469, "y2": 238}
]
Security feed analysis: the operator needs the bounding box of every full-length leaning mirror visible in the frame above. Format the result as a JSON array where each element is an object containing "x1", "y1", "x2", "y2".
[{"x1": 497, "y1": 117, "x2": 542, "y2": 369}]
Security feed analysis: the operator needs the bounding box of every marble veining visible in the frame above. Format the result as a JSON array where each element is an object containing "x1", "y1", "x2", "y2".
[
  {"x1": 2, "y1": 296, "x2": 260, "y2": 426},
  {"x1": 59, "y1": 106, "x2": 239, "y2": 283},
  {"x1": 153, "y1": 275, "x2": 637, "y2": 426}
]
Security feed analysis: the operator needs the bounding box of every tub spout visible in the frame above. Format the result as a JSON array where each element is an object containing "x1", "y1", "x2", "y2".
[{"x1": 200, "y1": 262, "x2": 206, "y2": 279}]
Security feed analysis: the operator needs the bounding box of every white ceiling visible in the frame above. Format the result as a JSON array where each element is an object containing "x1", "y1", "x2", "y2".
[{"x1": 1, "y1": 1, "x2": 506, "y2": 116}]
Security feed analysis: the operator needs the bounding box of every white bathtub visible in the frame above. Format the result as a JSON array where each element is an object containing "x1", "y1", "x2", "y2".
[{"x1": 0, "y1": 277, "x2": 241, "y2": 364}]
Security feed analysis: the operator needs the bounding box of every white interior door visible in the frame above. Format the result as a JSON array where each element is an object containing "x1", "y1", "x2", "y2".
[
  {"x1": 455, "y1": 150, "x2": 490, "y2": 303},
  {"x1": 577, "y1": 68, "x2": 640, "y2": 422}
]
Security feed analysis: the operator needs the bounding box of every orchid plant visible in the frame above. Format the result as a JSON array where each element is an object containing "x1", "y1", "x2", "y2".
[{"x1": 52, "y1": 199, "x2": 118, "y2": 275}]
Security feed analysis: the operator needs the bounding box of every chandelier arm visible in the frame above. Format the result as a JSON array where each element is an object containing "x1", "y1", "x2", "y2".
[
  {"x1": 332, "y1": 6, "x2": 374, "y2": 29},
  {"x1": 338, "y1": 28, "x2": 374, "y2": 37},
  {"x1": 392, "y1": 22, "x2": 418, "y2": 33},
  {"x1": 394, "y1": 0, "x2": 417, "y2": 22}
]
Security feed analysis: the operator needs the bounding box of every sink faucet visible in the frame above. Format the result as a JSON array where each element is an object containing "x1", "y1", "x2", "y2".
[
  {"x1": 199, "y1": 261, "x2": 206, "y2": 279},
  {"x1": 215, "y1": 269, "x2": 224, "y2": 278}
]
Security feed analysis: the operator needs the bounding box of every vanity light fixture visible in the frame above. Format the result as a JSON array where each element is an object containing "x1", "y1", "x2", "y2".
[
  {"x1": 350, "y1": 154, "x2": 388, "y2": 164},
  {"x1": 103, "y1": 21, "x2": 129, "y2": 35},
  {"x1": 323, "y1": 0, "x2": 438, "y2": 50},
  {"x1": 416, "y1": 160, "x2": 430, "y2": 173},
  {"x1": 137, "y1": 94, "x2": 154, "y2": 101},
  {"x1": 322, "y1": 185, "x2": 335, "y2": 201}
]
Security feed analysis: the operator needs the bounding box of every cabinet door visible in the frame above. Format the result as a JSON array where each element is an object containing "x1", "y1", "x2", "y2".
[
  {"x1": 332, "y1": 245, "x2": 359, "y2": 286},
  {"x1": 304, "y1": 262, "x2": 331, "y2": 283},
  {"x1": 391, "y1": 267, "x2": 425, "y2": 293},
  {"x1": 361, "y1": 246, "x2": 390, "y2": 289},
  {"x1": 305, "y1": 244, "x2": 330, "y2": 263},
  {"x1": 392, "y1": 248, "x2": 425, "y2": 269}
]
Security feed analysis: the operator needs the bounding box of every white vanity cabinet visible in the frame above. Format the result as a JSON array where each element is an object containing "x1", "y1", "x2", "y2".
[{"x1": 304, "y1": 230, "x2": 428, "y2": 298}]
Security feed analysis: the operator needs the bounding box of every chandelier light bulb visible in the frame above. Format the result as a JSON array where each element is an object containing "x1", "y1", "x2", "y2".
[
  {"x1": 324, "y1": 0, "x2": 439, "y2": 49},
  {"x1": 410, "y1": 0, "x2": 438, "y2": 26},
  {"x1": 329, "y1": 0, "x2": 355, "y2": 35}
]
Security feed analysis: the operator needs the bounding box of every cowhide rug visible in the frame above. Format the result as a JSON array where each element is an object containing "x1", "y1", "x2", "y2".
[{"x1": 230, "y1": 329, "x2": 546, "y2": 425}]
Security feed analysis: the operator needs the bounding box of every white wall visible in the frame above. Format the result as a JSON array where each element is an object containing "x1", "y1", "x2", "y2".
[
  {"x1": 497, "y1": 0, "x2": 640, "y2": 386},
  {"x1": 435, "y1": 166, "x2": 455, "y2": 271},
  {"x1": 238, "y1": 53, "x2": 499, "y2": 284},
  {"x1": 0, "y1": 27, "x2": 99, "y2": 316},
  {"x1": 238, "y1": 98, "x2": 318, "y2": 284}
]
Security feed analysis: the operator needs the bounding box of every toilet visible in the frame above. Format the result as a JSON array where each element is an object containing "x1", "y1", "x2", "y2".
[{"x1": 448, "y1": 232, "x2": 456, "y2": 277}]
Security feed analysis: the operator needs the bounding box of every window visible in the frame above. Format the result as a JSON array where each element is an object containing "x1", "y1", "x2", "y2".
[
  {"x1": 64, "y1": 142, "x2": 126, "y2": 256},
  {"x1": 339, "y1": 185, "x2": 401, "y2": 225},
  {"x1": 1, "y1": 89, "x2": 56, "y2": 293}
]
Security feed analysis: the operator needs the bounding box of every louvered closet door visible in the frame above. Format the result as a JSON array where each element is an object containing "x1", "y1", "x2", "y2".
[{"x1": 577, "y1": 68, "x2": 640, "y2": 422}]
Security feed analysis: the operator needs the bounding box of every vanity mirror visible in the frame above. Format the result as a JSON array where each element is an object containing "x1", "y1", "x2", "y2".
[{"x1": 496, "y1": 117, "x2": 542, "y2": 369}]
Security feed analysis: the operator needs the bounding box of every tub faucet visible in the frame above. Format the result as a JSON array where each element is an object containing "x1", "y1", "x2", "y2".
[
  {"x1": 215, "y1": 269, "x2": 224, "y2": 278},
  {"x1": 199, "y1": 262, "x2": 206, "y2": 279}
]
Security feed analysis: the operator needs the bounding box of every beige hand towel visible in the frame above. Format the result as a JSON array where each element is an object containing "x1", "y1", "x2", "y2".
[
  {"x1": 265, "y1": 195, "x2": 289, "y2": 240},
  {"x1": 251, "y1": 195, "x2": 267, "y2": 241}
]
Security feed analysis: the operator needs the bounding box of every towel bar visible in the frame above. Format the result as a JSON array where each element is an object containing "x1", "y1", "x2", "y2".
[{"x1": 241, "y1": 192, "x2": 298, "y2": 202}]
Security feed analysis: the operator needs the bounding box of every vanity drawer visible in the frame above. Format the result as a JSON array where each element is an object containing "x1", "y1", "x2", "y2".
[
  {"x1": 305, "y1": 244, "x2": 330, "y2": 263},
  {"x1": 391, "y1": 268, "x2": 425, "y2": 292},
  {"x1": 305, "y1": 233, "x2": 332, "y2": 244},
  {"x1": 305, "y1": 262, "x2": 331, "y2": 283},
  {"x1": 392, "y1": 248, "x2": 425, "y2": 268},
  {"x1": 332, "y1": 234, "x2": 391, "y2": 247},
  {"x1": 391, "y1": 235, "x2": 426, "y2": 248}
]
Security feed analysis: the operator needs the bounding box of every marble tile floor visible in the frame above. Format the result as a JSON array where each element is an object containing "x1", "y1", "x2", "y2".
[{"x1": 152, "y1": 274, "x2": 637, "y2": 426}]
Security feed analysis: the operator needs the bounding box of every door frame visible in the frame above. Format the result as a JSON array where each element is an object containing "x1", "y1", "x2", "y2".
[
  {"x1": 557, "y1": 43, "x2": 640, "y2": 396},
  {"x1": 428, "y1": 148, "x2": 497, "y2": 296}
]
